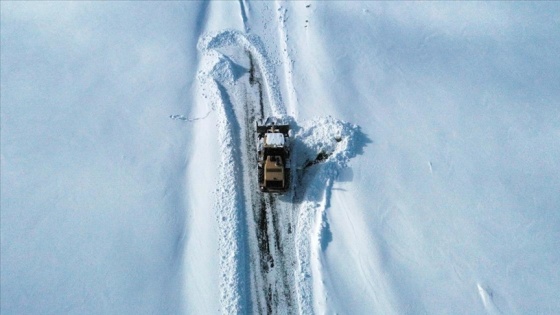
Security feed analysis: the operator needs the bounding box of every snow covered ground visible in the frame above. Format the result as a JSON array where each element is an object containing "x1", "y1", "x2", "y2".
[{"x1": 2, "y1": 2, "x2": 559, "y2": 314}]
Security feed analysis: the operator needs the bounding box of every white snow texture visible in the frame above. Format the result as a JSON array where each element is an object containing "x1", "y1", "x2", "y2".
[{"x1": 2, "y1": 1, "x2": 560, "y2": 315}]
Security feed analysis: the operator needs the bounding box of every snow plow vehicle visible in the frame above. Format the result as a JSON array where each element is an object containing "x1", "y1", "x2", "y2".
[{"x1": 257, "y1": 118, "x2": 290, "y2": 193}]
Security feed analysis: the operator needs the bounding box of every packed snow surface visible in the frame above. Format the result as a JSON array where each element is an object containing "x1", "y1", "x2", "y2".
[{"x1": 2, "y1": 1, "x2": 560, "y2": 314}]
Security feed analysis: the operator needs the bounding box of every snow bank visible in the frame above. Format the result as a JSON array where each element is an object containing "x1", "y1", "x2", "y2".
[
  {"x1": 196, "y1": 44, "x2": 249, "y2": 314},
  {"x1": 290, "y1": 116, "x2": 366, "y2": 314}
]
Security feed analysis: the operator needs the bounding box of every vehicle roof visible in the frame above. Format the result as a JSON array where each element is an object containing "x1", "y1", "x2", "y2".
[{"x1": 265, "y1": 133, "x2": 285, "y2": 147}]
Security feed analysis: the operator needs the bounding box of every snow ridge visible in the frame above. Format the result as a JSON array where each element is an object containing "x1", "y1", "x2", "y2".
[
  {"x1": 197, "y1": 47, "x2": 250, "y2": 314},
  {"x1": 477, "y1": 284, "x2": 503, "y2": 315},
  {"x1": 292, "y1": 116, "x2": 362, "y2": 313}
]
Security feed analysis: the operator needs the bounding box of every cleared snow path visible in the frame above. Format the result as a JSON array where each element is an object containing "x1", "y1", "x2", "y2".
[
  {"x1": 198, "y1": 29, "x2": 293, "y2": 314},
  {"x1": 198, "y1": 29, "x2": 365, "y2": 314}
]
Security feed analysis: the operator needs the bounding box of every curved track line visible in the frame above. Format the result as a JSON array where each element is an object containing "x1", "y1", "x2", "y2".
[{"x1": 199, "y1": 30, "x2": 287, "y2": 118}]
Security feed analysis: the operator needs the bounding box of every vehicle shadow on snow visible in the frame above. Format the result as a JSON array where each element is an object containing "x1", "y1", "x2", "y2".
[{"x1": 279, "y1": 116, "x2": 371, "y2": 205}]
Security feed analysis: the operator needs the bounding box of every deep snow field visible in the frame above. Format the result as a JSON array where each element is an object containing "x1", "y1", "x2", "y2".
[{"x1": 2, "y1": 2, "x2": 560, "y2": 314}]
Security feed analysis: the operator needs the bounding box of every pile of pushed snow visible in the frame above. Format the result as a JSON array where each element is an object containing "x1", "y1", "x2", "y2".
[
  {"x1": 290, "y1": 115, "x2": 366, "y2": 314},
  {"x1": 294, "y1": 115, "x2": 362, "y2": 182}
]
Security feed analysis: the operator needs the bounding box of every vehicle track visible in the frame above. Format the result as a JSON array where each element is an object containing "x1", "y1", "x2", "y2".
[{"x1": 239, "y1": 51, "x2": 296, "y2": 314}]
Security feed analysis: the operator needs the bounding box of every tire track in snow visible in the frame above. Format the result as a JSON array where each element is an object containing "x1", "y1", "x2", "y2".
[
  {"x1": 274, "y1": 2, "x2": 299, "y2": 116},
  {"x1": 238, "y1": 0, "x2": 249, "y2": 33},
  {"x1": 236, "y1": 38, "x2": 297, "y2": 315}
]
